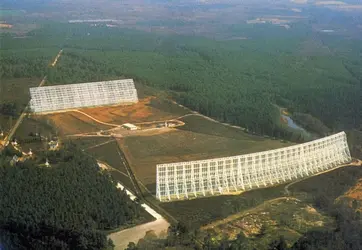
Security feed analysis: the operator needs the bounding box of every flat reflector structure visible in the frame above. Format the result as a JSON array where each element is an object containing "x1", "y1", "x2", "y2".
[
  {"x1": 156, "y1": 132, "x2": 351, "y2": 202},
  {"x1": 29, "y1": 79, "x2": 138, "y2": 113}
]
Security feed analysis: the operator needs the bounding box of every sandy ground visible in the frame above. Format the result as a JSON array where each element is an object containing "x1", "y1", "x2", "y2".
[
  {"x1": 108, "y1": 183, "x2": 170, "y2": 250},
  {"x1": 110, "y1": 219, "x2": 169, "y2": 249},
  {"x1": 97, "y1": 162, "x2": 110, "y2": 170},
  {"x1": 78, "y1": 97, "x2": 175, "y2": 124}
]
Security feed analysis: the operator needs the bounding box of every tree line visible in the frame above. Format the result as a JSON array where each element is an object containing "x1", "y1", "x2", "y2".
[
  {"x1": 0, "y1": 142, "x2": 146, "y2": 249},
  {"x1": 2, "y1": 24, "x2": 361, "y2": 141}
]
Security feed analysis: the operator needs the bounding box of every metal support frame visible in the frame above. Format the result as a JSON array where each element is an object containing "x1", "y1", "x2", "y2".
[
  {"x1": 156, "y1": 132, "x2": 352, "y2": 202},
  {"x1": 29, "y1": 79, "x2": 138, "y2": 113}
]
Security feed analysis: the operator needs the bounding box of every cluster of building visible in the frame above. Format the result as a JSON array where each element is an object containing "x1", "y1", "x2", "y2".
[{"x1": 9, "y1": 138, "x2": 59, "y2": 167}]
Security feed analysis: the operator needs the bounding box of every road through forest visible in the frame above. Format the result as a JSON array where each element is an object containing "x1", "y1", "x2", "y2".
[
  {"x1": 108, "y1": 182, "x2": 169, "y2": 250},
  {"x1": 1, "y1": 49, "x2": 63, "y2": 150}
]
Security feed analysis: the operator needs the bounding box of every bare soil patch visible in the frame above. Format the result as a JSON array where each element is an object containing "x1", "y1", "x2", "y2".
[
  {"x1": 78, "y1": 96, "x2": 187, "y2": 125},
  {"x1": 45, "y1": 112, "x2": 112, "y2": 135}
]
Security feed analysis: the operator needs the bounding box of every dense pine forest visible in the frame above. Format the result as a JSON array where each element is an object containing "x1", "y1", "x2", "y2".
[
  {"x1": 1, "y1": 23, "x2": 361, "y2": 141},
  {"x1": 0, "y1": 142, "x2": 146, "y2": 249}
]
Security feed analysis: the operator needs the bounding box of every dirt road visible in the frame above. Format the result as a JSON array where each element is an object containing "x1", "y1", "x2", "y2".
[
  {"x1": 51, "y1": 49, "x2": 63, "y2": 67},
  {"x1": 1, "y1": 75, "x2": 48, "y2": 149},
  {"x1": 1, "y1": 48, "x2": 62, "y2": 151},
  {"x1": 72, "y1": 110, "x2": 120, "y2": 127}
]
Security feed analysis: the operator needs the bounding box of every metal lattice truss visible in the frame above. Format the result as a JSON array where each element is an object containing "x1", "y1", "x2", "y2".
[
  {"x1": 156, "y1": 132, "x2": 351, "y2": 202},
  {"x1": 29, "y1": 79, "x2": 138, "y2": 113}
]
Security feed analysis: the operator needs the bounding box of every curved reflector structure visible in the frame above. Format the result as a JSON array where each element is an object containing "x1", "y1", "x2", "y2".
[
  {"x1": 29, "y1": 79, "x2": 138, "y2": 113},
  {"x1": 156, "y1": 132, "x2": 351, "y2": 202}
]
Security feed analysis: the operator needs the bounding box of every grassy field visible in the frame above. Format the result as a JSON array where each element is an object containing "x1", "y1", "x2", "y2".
[
  {"x1": 160, "y1": 185, "x2": 286, "y2": 229},
  {"x1": 122, "y1": 114, "x2": 293, "y2": 192},
  {"x1": 0, "y1": 78, "x2": 41, "y2": 132},
  {"x1": 160, "y1": 162, "x2": 362, "y2": 244},
  {"x1": 70, "y1": 137, "x2": 112, "y2": 150},
  {"x1": 0, "y1": 9, "x2": 24, "y2": 17},
  {"x1": 13, "y1": 116, "x2": 55, "y2": 152},
  {"x1": 289, "y1": 165, "x2": 362, "y2": 210},
  {"x1": 84, "y1": 139, "x2": 136, "y2": 193}
]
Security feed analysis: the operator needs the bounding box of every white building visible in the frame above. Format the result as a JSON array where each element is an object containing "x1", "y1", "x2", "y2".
[
  {"x1": 29, "y1": 79, "x2": 138, "y2": 113},
  {"x1": 156, "y1": 132, "x2": 351, "y2": 202},
  {"x1": 122, "y1": 123, "x2": 138, "y2": 131}
]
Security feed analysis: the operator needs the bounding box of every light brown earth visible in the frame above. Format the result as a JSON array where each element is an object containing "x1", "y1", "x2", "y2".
[
  {"x1": 109, "y1": 219, "x2": 169, "y2": 250},
  {"x1": 0, "y1": 23, "x2": 13, "y2": 28},
  {"x1": 78, "y1": 96, "x2": 180, "y2": 124},
  {"x1": 337, "y1": 163, "x2": 362, "y2": 211},
  {"x1": 45, "y1": 111, "x2": 112, "y2": 135}
]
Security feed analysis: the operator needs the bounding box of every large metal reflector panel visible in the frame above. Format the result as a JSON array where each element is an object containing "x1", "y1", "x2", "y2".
[
  {"x1": 156, "y1": 132, "x2": 351, "y2": 201},
  {"x1": 29, "y1": 79, "x2": 138, "y2": 113}
]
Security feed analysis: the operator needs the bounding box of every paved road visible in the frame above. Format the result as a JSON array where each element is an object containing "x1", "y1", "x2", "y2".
[{"x1": 108, "y1": 182, "x2": 170, "y2": 250}]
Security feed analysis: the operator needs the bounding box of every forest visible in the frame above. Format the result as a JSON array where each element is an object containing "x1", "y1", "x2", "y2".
[
  {"x1": 1, "y1": 23, "x2": 361, "y2": 141},
  {"x1": 0, "y1": 18, "x2": 361, "y2": 250},
  {"x1": 0, "y1": 142, "x2": 147, "y2": 249}
]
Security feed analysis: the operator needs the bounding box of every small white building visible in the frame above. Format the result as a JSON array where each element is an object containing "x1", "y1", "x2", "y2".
[{"x1": 122, "y1": 123, "x2": 138, "y2": 131}]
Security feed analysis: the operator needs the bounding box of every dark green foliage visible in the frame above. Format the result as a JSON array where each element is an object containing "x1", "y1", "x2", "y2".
[
  {"x1": 2, "y1": 23, "x2": 362, "y2": 141},
  {"x1": 0, "y1": 103, "x2": 18, "y2": 117},
  {"x1": 292, "y1": 113, "x2": 330, "y2": 136},
  {"x1": 3, "y1": 144, "x2": 22, "y2": 157},
  {"x1": 268, "y1": 236, "x2": 288, "y2": 250},
  {"x1": 290, "y1": 206, "x2": 362, "y2": 250},
  {"x1": 0, "y1": 142, "x2": 143, "y2": 249}
]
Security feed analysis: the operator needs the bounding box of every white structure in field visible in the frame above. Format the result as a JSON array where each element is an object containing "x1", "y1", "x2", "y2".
[
  {"x1": 29, "y1": 79, "x2": 138, "y2": 113},
  {"x1": 156, "y1": 132, "x2": 351, "y2": 202},
  {"x1": 122, "y1": 123, "x2": 138, "y2": 131}
]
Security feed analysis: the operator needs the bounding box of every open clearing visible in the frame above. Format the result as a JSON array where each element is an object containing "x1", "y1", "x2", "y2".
[
  {"x1": 55, "y1": 97, "x2": 295, "y2": 229},
  {"x1": 78, "y1": 96, "x2": 189, "y2": 125},
  {"x1": 44, "y1": 111, "x2": 112, "y2": 135},
  {"x1": 121, "y1": 115, "x2": 293, "y2": 193},
  {"x1": 0, "y1": 78, "x2": 41, "y2": 132}
]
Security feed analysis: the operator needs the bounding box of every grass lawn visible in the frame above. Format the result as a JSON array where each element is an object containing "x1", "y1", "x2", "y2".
[
  {"x1": 122, "y1": 114, "x2": 293, "y2": 193},
  {"x1": 13, "y1": 116, "x2": 55, "y2": 152},
  {"x1": 0, "y1": 78, "x2": 41, "y2": 132},
  {"x1": 85, "y1": 139, "x2": 137, "y2": 193},
  {"x1": 289, "y1": 166, "x2": 362, "y2": 209}
]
